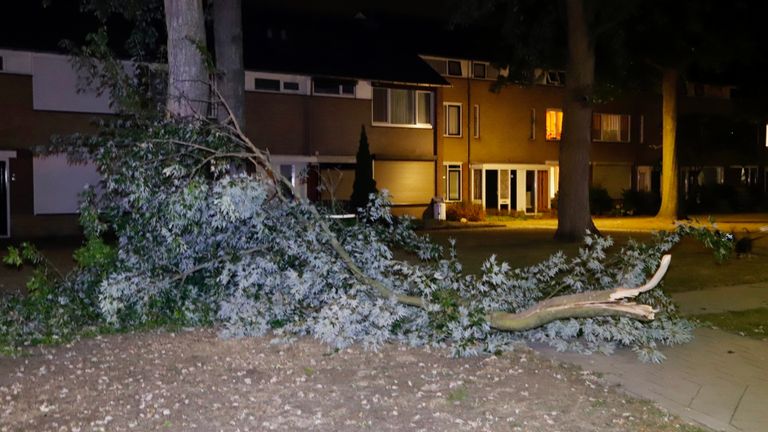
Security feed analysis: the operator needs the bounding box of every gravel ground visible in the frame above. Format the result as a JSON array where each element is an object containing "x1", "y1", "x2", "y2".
[{"x1": 0, "y1": 329, "x2": 702, "y2": 432}]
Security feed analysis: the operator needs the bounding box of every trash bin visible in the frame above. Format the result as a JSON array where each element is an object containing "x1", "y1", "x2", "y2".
[{"x1": 431, "y1": 196, "x2": 446, "y2": 221}]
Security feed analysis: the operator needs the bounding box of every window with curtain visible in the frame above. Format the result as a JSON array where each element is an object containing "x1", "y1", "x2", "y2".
[
  {"x1": 371, "y1": 88, "x2": 432, "y2": 126},
  {"x1": 546, "y1": 109, "x2": 563, "y2": 140},
  {"x1": 445, "y1": 103, "x2": 462, "y2": 136},
  {"x1": 592, "y1": 113, "x2": 630, "y2": 142},
  {"x1": 473, "y1": 169, "x2": 482, "y2": 200},
  {"x1": 446, "y1": 164, "x2": 461, "y2": 201}
]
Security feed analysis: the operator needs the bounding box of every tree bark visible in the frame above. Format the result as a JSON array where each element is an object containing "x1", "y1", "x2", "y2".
[
  {"x1": 213, "y1": 0, "x2": 245, "y2": 126},
  {"x1": 656, "y1": 68, "x2": 679, "y2": 220},
  {"x1": 164, "y1": 0, "x2": 209, "y2": 118},
  {"x1": 555, "y1": 0, "x2": 599, "y2": 242}
]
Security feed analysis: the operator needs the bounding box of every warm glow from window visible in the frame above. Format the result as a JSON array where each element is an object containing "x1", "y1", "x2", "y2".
[{"x1": 546, "y1": 109, "x2": 563, "y2": 140}]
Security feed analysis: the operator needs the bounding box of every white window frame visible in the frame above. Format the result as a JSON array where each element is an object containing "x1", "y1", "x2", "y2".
[
  {"x1": 446, "y1": 60, "x2": 463, "y2": 77},
  {"x1": 312, "y1": 78, "x2": 356, "y2": 98},
  {"x1": 371, "y1": 88, "x2": 433, "y2": 128},
  {"x1": 444, "y1": 103, "x2": 463, "y2": 137},
  {"x1": 444, "y1": 163, "x2": 462, "y2": 201},
  {"x1": 472, "y1": 61, "x2": 488, "y2": 79}
]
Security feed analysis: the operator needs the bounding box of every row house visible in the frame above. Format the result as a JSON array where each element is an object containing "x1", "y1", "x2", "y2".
[{"x1": 1, "y1": 14, "x2": 766, "y2": 237}]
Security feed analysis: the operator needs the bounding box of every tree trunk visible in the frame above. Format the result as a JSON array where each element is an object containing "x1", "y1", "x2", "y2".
[
  {"x1": 164, "y1": 0, "x2": 209, "y2": 118},
  {"x1": 213, "y1": 0, "x2": 245, "y2": 126},
  {"x1": 555, "y1": 0, "x2": 599, "y2": 242},
  {"x1": 656, "y1": 68, "x2": 679, "y2": 220}
]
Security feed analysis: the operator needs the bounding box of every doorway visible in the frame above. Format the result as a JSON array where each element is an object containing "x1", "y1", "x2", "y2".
[
  {"x1": 536, "y1": 170, "x2": 549, "y2": 212},
  {"x1": 0, "y1": 161, "x2": 6, "y2": 237},
  {"x1": 485, "y1": 169, "x2": 498, "y2": 209}
]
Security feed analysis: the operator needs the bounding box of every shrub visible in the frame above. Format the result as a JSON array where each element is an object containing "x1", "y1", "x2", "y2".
[
  {"x1": 446, "y1": 201, "x2": 486, "y2": 222},
  {"x1": 621, "y1": 190, "x2": 661, "y2": 215},
  {"x1": 590, "y1": 186, "x2": 613, "y2": 215}
]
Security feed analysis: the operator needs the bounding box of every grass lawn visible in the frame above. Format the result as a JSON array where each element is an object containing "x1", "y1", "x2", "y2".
[
  {"x1": 693, "y1": 308, "x2": 768, "y2": 340},
  {"x1": 422, "y1": 228, "x2": 768, "y2": 293}
]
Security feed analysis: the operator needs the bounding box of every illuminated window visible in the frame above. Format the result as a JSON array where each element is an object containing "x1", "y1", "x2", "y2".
[
  {"x1": 545, "y1": 109, "x2": 563, "y2": 141},
  {"x1": 445, "y1": 164, "x2": 462, "y2": 201},
  {"x1": 592, "y1": 113, "x2": 630, "y2": 142},
  {"x1": 372, "y1": 88, "x2": 432, "y2": 126},
  {"x1": 444, "y1": 103, "x2": 462, "y2": 137}
]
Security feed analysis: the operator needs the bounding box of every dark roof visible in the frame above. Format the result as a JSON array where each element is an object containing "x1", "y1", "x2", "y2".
[
  {"x1": 241, "y1": 12, "x2": 448, "y2": 86},
  {"x1": 0, "y1": 1, "x2": 128, "y2": 55},
  {"x1": 0, "y1": 4, "x2": 449, "y2": 86}
]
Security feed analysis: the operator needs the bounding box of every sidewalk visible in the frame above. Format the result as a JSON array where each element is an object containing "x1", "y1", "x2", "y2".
[
  {"x1": 672, "y1": 282, "x2": 768, "y2": 315},
  {"x1": 534, "y1": 328, "x2": 768, "y2": 432},
  {"x1": 533, "y1": 281, "x2": 768, "y2": 432}
]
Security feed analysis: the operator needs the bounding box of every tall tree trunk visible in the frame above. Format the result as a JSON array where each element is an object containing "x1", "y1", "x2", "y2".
[
  {"x1": 214, "y1": 0, "x2": 245, "y2": 126},
  {"x1": 555, "y1": 0, "x2": 599, "y2": 242},
  {"x1": 656, "y1": 68, "x2": 679, "y2": 220},
  {"x1": 164, "y1": 0, "x2": 208, "y2": 117}
]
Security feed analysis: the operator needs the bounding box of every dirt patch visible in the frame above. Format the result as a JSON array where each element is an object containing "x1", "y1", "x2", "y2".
[{"x1": 0, "y1": 329, "x2": 702, "y2": 431}]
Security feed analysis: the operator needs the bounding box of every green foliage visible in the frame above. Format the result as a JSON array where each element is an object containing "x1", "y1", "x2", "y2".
[
  {"x1": 446, "y1": 202, "x2": 486, "y2": 222},
  {"x1": 350, "y1": 125, "x2": 377, "y2": 212},
  {"x1": 589, "y1": 186, "x2": 614, "y2": 215},
  {"x1": 2, "y1": 115, "x2": 737, "y2": 362},
  {"x1": 621, "y1": 189, "x2": 660, "y2": 215}
]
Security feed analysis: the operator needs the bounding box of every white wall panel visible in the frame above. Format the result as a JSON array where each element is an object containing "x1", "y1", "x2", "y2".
[
  {"x1": 33, "y1": 155, "x2": 101, "y2": 214},
  {"x1": 32, "y1": 54, "x2": 113, "y2": 113}
]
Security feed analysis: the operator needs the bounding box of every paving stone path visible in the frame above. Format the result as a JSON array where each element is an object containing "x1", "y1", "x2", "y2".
[{"x1": 534, "y1": 283, "x2": 768, "y2": 432}]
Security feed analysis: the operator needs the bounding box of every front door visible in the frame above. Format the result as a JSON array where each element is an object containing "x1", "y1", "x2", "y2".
[
  {"x1": 485, "y1": 170, "x2": 498, "y2": 209},
  {"x1": 0, "y1": 161, "x2": 7, "y2": 237},
  {"x1": 536, "y1": 170, "x2": 549, "y2": 212}
]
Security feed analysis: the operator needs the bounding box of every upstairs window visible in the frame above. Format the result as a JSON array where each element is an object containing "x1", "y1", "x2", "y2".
[
  {"x1": 444, "y1": 103, "x2": 462, "y2": 137},
  {"x1": 546, "y1": 109, "x2": 563, "y2": 141},
  {"x1": 0, "y1": 56, "x2": 4, "y2": 71},
  {"x1": 372, "y1": 88, "x2": 432, "y2": 127},
  {"x1": 313, "y1": 78, "x2": 355, "y2": 96},
  {"x1": 593, "y1": 113, "x2": 630, "y2": 142},
  {"x1": 447, "y1": 60, "x2": 463, "y2": 76},
  {"x1": 254, "y1": 78, "x2": 281, "y2": 91},
  {"x1": 472, "y1": 62, "x2": 487, "y2": 79}
]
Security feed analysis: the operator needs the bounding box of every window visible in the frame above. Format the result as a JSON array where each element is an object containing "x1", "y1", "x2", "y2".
[
  {"x1": 472, "y1": 169, "x2": 482, "y2": 201},
  {"x1": 472, "y1": 62, "x2": 487, "y2": 79},
  {"x1": 444, "y1": 103, "x2": 462, "y2": 136},
  {"x1": 447, "y1": 60, "x2": 462, "y2": 76},
  {"x1": 283, "y1": 81, "x2": 299, "y2": 91},
  {"x1": 254, "y1": 78, "x2": 281, "y2": 91},
  {"x1": 545, "y1": 109, "x2": 563, "y2": 141},
  {"x1": 592, "y1": 113, "x2": 630, "y2": 142},
  {"x1": 445, "y1": 164, "x2": 462, "y2": 201},
  {"x1": 0, "y1": 56, "x2": 4, "y2": 71},
  {"x1": 372, "y1": 88, "x2": 432, "y2": 126},
  {"x1": 640, "y1": 115, "x2": 645, "y2": 143},
  {"x1": 529, "y1": 108, "x2": 536, "y2": 140},
  {"x1": 473, "y1": 105, "x2": 480, "y2": 138},
  {"x1": 313, "y1": 78, "x2": 356, "y2": 96}
]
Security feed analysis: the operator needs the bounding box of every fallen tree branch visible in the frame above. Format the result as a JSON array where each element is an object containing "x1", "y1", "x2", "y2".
[{"x1": 166, "y1": 96, "x2": 674, "y2": 334}]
